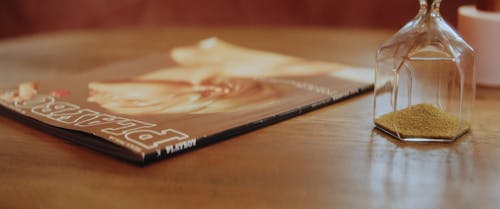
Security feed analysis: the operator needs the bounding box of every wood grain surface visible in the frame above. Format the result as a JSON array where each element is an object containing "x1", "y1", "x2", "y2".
[
  {"x1": 0, "y1": 0, "x2": 476, "y2": 39},
  {"x1": 0, "y1": 27, "x2": 499, "y2": 209}
]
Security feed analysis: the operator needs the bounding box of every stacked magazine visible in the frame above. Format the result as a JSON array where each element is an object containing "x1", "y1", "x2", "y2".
[{"x1": 0, "y1": 38, "x2": 372, "y2": 164}]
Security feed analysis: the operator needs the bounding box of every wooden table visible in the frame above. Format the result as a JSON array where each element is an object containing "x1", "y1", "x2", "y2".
[{"x1": 1, "y1": 27, "x2": 499, "y2": 209}]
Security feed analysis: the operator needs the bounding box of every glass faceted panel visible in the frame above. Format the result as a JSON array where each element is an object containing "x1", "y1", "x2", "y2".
[{"x1": 373, "y1": 0, "x2": 475, "y2": 142}]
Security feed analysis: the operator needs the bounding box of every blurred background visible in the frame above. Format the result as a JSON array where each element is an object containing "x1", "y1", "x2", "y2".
[{"x1": 0, "y1": 0, "x2": 476, "y2": 40}]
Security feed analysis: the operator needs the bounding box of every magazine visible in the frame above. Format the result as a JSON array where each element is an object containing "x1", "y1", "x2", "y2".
[{"x1": 0, "y1": 37, "x2": 373, "y2": 164}]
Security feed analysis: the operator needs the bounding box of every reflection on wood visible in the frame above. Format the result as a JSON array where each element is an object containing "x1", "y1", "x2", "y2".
[{"x1": 0, "y1": 28, "x2": 499, "y2": 208}]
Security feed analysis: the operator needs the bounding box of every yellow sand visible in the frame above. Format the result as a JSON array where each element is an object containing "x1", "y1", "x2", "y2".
[{"x1": 375, "y1": 104, "x2": 470, "y2": 139}]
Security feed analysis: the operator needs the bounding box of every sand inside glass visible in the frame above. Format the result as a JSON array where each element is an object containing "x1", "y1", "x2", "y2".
[{"x1": 375, "y1": 104, "x2": 470, "y2": 139}]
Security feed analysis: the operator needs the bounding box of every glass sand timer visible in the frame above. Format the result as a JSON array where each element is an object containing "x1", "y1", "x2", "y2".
[{"x1": 374, "y1": 0, "x2": 475, "y2": 142}]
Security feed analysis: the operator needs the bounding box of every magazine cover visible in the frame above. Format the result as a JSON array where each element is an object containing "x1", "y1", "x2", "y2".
[{"x1": 0, "y1": 38, "x2": 372, "y2": 164}]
